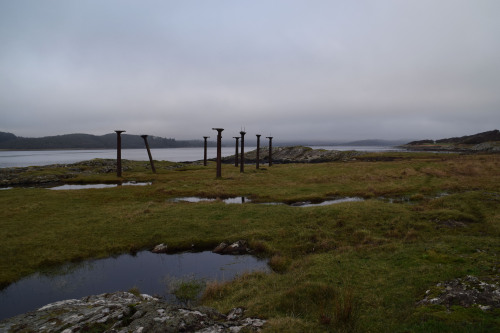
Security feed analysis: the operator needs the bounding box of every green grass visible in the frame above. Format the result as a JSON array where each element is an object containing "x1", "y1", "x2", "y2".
[{"x1": 1, "y1": 153, "x2": 499, "y2": 331}]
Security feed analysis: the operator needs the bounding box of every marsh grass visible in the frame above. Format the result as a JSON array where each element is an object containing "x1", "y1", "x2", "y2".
[
  {"x1": 1, "y1": 153, "x2": 499, "y2": 331},
  {"x1": 168, "y1": 276, "x2": 205, "y2": 306}
]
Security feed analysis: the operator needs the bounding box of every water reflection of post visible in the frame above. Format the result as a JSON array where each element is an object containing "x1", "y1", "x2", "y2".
[
  {"x1": 240, "y1": 131, "x2": 246, "y2": 173},
  {"x1": 141, "y1": 135, "x2": 156, "y2": 173},
  {"x1": 203, "y1": 136, "x2": 210, "y2": 166},
  {"x1": 233, "y1": 137, "x2": 240, "y2": 167},
  {"x1": 115, "y1": 130, "x2": 125, "y2": 177},
  {"x1": 266, "y1": 136, "x2": 273, "y2": 167},
  {"x1": 256, "y1": 134, "x2": 261, "y2": 169},
  {"x1": 212, "y1": 128, "x2": 224, "y2": 178}
]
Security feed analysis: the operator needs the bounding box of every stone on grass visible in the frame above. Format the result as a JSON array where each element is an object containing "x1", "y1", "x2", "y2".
[
  {"x1": 152, "y1": 243, "x2": 168, "y2": 253},
  {"x1": 0, "y1": 292, "x2": 266, "y2": 332}
]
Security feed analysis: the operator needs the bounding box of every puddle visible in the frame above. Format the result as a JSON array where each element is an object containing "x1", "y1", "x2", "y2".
[
  {"x1": 258, "y1": 197, "x2": 364, "y2": 207},
  {"x1": 0, "y1": 182, "x2": 151, "y2": 190},
  {"x1": 48, "y1": 181, "x2": 151, "y2": 190},
  {"x1": 169, "y1": 196, "x2": 364, "y2": 206},
  {"x1": 289, "y1": 197, "x2": 364, "y2": 207},
  {"x1": 378, "y1": 197, "x2": 412, "y2": 204},
  {"x1": 170, "y1": 196, "x2": 250, "y2": 204},
  {"x1": 378, "y1": 192, "x2": 450, "y2": 204},
  {"x1": 0, "y1": 251, "x2": 269, "y2": 321}
]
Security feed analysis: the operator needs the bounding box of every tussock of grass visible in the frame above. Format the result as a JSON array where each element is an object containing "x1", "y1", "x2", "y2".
[{"x1": 1, "y1": 153, "x2": 499, "y2": 331}]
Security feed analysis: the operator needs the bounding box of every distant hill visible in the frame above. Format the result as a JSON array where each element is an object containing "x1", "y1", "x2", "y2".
[
  {"x1": 272, "y1": 139, "x2": 409, "y2": 147},
  {"x1": 0, "y1": 132, "x2": 216, "y2": 149},
  {"x1": 407, "y1": 130, "x2": 500, "y2": 145},
  {"x1": 404, "y1": 130, "x2": 500, "y2": 152},
  {"x1": 436, "y1": 130, "x2": 500, "y2": 144}
]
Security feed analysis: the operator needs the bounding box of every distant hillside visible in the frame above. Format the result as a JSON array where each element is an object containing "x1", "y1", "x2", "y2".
[
  {"x1": 436, "y1": 130, "x2": 500, "y2": 144},
  {"x1": 0, "y1": 132, "x2": 216, "y2": 149},
  {"x1": 404, "y1": 130, "x2": 500, "y2": 152},
  {"x1": 272, "y1": 139, "x2": 409, "y2": 147},
  {"x1": 407, "y1": 130, "x2": 500, "y2": 145}
]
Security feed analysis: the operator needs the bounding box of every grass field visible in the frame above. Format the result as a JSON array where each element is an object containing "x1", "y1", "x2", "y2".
[{"x1": 1, "y1": 152, "x2": 499, "y2": 331}]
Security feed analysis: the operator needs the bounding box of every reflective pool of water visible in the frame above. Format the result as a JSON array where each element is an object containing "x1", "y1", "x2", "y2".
[
  {"x1": 48, "y1": 181, "x2": 151, "y2": 190},
  {"x1": 0, "y1": 251, "x2": 269, "y2": 321},
  {"x1": 170, "y1": 197, "x2": 250, "y2": 204},
  {"x1": 0, "y1": 182, "x2": 152, "y2": 190},
  {"x1": 169, "y1": 196, "x2": 366, "y2": 206},
  {"x1": 289, "y1": 197, "x2": 364, "y2": 207}
]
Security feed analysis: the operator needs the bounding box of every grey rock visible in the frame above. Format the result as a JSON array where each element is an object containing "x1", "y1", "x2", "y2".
[
  {"x1": 212, "y1": 242, "x2": 229, "y2": 254},
  {"x1": 151, "y1": 243, "x2": 168, "y2": 253},
  {"x1": 213, "y1": 241, "x2": 250, "y2": 255},
  {"x1": 226, "y1": 307, "x2": 244, "y2": 320},
  {"x1": 417, "y1": 275, "x2": 500, "y2": 310},
  {"x1": 219, "y1": 146, "x2": 362, "y2": 165},
  {"x1": 0, "y1": 292, "x2": 266, "y2": 332}
]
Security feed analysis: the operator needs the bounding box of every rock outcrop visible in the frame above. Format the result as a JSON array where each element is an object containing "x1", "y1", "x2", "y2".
[
  {"x1": 418, "y1": 275, "x2": 500, "y2": 311},
  {"x1": 151, "y1": 243, "x2": 168, "y2": 253},
  {"x1": 221, "y1": 146, "x2": 362, "y2": 164},
  {"x1": 212, "y1": 240, "x2": 251, "y2": 255},
  {"x1": 0, "y1": 292, "x2": 266, "y2": 332},
  {"x1": 0, "y1": 159, "x2": 127, "y2": 187}
]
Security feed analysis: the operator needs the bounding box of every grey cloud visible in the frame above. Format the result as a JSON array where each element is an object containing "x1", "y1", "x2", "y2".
[{"x1": 1, "y1": 0, "x2": 499, "y2": 141}]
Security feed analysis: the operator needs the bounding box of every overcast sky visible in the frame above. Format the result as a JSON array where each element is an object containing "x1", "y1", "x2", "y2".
[{"x1": 1, "y1": 0, "x2": 499, "y2": 141}]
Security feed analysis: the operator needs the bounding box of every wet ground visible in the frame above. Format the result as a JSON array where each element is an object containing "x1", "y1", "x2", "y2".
[{"x1": 0, "y1": 251, "x2": 269, "y2": 321}]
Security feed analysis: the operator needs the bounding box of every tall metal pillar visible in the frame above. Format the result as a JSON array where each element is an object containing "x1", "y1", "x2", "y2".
[
  {"x1": 266, "y1": 136, "x2": 273, "y2": 167},
  {"x1": 212, "y1": 128, "x2": 224, "y2": 178},
  {"x1": 233, "y1": 137, "x2": 240, "y2": 167},
  {"x1": 141, "y1": 135, "x2": 156, "y2": 173},
  {"x1": 115, "y1": 130, "x2": 125, "y2": 177},
  {"x1": 256, "y1": 134, "x2": 261, "y2": 169},
  {"x1": 203, "y1": 136, "x2": 210, "y2": 166},
  {"x1": 240, "y1": 131, "x2": 246, "y2": 173}
]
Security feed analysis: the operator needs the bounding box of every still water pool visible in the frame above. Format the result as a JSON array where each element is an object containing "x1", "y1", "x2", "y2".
[{"x1": 0, "y1": 251, "x2": 269, "y2": 321}]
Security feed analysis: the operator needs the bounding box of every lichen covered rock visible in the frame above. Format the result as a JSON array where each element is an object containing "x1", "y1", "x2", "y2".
[
  {"x1": 0, "y1": 292, "x2": 266, "y2": 332},
  {"x1": 418, "y1": 275, "x2": 500, "y2": 311}
]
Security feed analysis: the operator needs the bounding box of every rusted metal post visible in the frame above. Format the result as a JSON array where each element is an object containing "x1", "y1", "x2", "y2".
[
  {"x1": 203, "y1": 136, "x2": 210, "y2": 166},
  {"x1": 240, "y1": 131, "x2": 246, "y2": 173},
  {"x1": 256, "y1": 134, "x2": 261, "y2": 169},
  {"x1": 266, "y1": 136, "x2": 273, "y2": 166},
  {"x1": 212, "y1": 128, "x2": 224, "y2": 178},
  {"x1": 233, "y1": 137, "x2": 240, "y2": 167},
  {"x1": 115, "y1": 130, "x2": 125, "y2": 177},
  {"x1": 141, "y1": 135, "x2": 156, "y2": 173}
]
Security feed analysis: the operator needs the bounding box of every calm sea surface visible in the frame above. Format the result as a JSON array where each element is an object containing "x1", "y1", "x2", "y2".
[{"x1": 0, "y1": 146, "x2": 403, "y2": 168}]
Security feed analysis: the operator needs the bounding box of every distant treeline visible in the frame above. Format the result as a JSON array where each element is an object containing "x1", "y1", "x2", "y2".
[{"x1": 0, "y1": 132, "x2": 217, "y2": 149}]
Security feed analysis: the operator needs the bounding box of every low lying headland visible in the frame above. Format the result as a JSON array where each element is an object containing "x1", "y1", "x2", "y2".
[
  {"x1": 1, "y1": 149, "x2": 499, "y2": 332},
  {"x1": 400, "y1": 129, "x2": 500, "y2": 153}
]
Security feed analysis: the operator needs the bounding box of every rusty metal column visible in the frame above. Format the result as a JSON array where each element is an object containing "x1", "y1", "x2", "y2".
[
  {"x1": 233, "y1": 137, "x2": 240, "y2": 167},
  {"x1": 266, "y1": 136, "x2": 273, "y2": 166},
  {"x1": 212, "y1": 128, "x2": 224, "y2": 178},
  {"x1": 203, "y1": 136, "x2": 210, "y2": 166},
  {"x1": 141, "y1": 135, "x2": 156, "y2": 173},
  {"x1": 256, "y1": 134, "x2": 261, "y2": 169},
  {"x1": 240, "y1": 131, "x2": 246, "y2": 173},
  {"x1": 115, "y1": 130, "x2": 125, "y2": 177}
]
